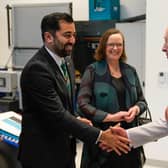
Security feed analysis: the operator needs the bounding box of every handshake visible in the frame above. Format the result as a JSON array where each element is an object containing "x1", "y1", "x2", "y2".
[
  {"x1": 98, "y1": 124, "x2": 130, "y2": 156},
  {"x1": 78, "y1": 116, "x2": 131, "y2": 156}
]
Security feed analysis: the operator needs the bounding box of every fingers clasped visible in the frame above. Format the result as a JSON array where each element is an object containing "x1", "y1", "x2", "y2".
[{"x1": 99, "y1": 127, "x2": 131, "y2": 156}]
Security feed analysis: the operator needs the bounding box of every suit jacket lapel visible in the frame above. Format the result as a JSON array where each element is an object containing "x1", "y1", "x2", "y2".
[
  {"x1": 40, "y1": 47, "x2": 75, "y2": 114},
  {"x1": 40, "y1": 47, "x2": 69, "y2": 100}
]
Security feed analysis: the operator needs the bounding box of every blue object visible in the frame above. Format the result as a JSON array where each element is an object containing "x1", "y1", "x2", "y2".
[
  {"x1": 2, "y1": 137, "x2": 19, "y2": 148},
  {"x1": 89, "y1": 0, "x2": 120, "y2": 20},
  {"x1": 0, "y1": 130, "x2": 19, "y2": 148}
]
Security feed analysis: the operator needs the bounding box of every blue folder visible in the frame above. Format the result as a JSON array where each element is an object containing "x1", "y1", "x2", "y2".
[
  {"x1": 0, "y1": 129, "x2": 19, "y2": 148},
  {"x1": 0, "y1": 112, "x2": 21, "y2": 148}
]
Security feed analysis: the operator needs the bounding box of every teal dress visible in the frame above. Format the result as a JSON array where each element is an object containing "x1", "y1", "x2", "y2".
[{"x1": 77, "y1": 60, "x2": 147, "y2": 168}]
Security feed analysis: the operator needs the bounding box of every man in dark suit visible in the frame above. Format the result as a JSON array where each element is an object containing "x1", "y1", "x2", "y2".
[{"x1": 18, "y1": 12, "x2": 130, "y2": 168}]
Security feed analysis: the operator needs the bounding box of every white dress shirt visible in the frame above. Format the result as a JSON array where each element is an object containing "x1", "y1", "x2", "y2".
[
  {"x1": 127, "y1": 118, "x2": 168, "y2": 148},
  {"x1": 45, "y1": 46, "x2": 65, "y2": 76}
]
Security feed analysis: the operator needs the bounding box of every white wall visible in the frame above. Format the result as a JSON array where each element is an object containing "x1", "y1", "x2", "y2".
[
  {"x1": 144, "y1": 0, "x2": 168, "y2": 162},
  {"x1": 120, "y1": 0, "x2": 146, "y2": 19}
]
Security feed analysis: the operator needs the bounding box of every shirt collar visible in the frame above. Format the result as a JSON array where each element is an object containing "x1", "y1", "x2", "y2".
[{"x1": 45, "y1": 46, "x2": 64, "y2": 67}]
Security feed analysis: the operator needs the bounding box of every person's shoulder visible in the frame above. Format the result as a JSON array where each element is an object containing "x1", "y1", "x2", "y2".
[
  {"x1": 121, "y1": 62, "x2": 136, "y2": 72},
  {"x1": 86, "y1": 61, "x2": 97, "y2": 70},
  {"x1": 22, "y1": 47, "x2": 47, "y2": 71},
  {"x1": 86, "y1": 60, "x2": 105, "y2": 71}
]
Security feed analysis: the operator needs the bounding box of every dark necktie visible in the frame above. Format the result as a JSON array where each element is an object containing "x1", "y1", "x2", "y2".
[{"x1": 61, "y1": 61, "x2": 71, "y2": 97}]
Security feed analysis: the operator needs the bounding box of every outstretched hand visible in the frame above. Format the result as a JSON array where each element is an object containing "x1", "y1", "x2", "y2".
[
  {"x1": 99, "y1": 125, "x2": 130, "y2": 156},
  {"x1": 110, "y1": 126, "x2": 128, "y2": 138}
]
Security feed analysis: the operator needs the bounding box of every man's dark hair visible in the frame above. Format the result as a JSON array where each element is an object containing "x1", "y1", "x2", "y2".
[{"x1": 41, "y1": 12, "x2": 74, "y2": 41}]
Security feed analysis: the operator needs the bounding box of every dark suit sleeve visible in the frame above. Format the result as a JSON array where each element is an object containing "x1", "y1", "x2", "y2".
[{"x1": 21, "y1": 62, "x2": 100, "y2": 144}]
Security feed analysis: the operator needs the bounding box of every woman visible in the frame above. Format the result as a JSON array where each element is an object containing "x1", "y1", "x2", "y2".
[{"x1": 77, "y1": 28, "x2": 147, "y2": 168}]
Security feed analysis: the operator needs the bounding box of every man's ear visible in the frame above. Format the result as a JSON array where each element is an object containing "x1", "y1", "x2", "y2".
[{"x1": 44, "y1": 32, "x2": 54, "y2": 43}]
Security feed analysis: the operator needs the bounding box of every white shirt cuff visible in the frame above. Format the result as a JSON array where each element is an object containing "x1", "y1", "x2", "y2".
[{"x1": 95, "y1": 130, "x2": 102, "y2": 144}]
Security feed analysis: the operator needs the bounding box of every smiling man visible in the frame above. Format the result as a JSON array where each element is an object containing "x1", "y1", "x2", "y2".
[{"x1": 18, "y1": 12, "x2": 130, "y2": 168}]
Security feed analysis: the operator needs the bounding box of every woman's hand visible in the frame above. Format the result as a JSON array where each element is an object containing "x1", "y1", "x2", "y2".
[
  {"x1": 124, "y1": 105, "x2": 140, "y2": 123},
  {"x1": 103, "y1": 111, "x2": 129, "y2": 122},
  {"x1": 77, "y1": 117, "x2": 93, "y2": 126}
]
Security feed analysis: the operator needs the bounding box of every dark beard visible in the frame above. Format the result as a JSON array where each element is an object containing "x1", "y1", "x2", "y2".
[
  {"x1": 52, "y1": 38, "x2": 73, "y2": 57},
  {"x1": 52, "y1": 46, "x2": 68, "y2": 58},
  {"x1": 58, "y1": 49, "x2": 71, "y2": 58},
  {"x1": 60, "y1": 44, "x2": 73, "y2": 57},
  {"x1": 61, "y1": 50, "x2": 69, "y2": 58},
  {"x1": 54, "y1": 44, "x2": 72, "y2": 58}
]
